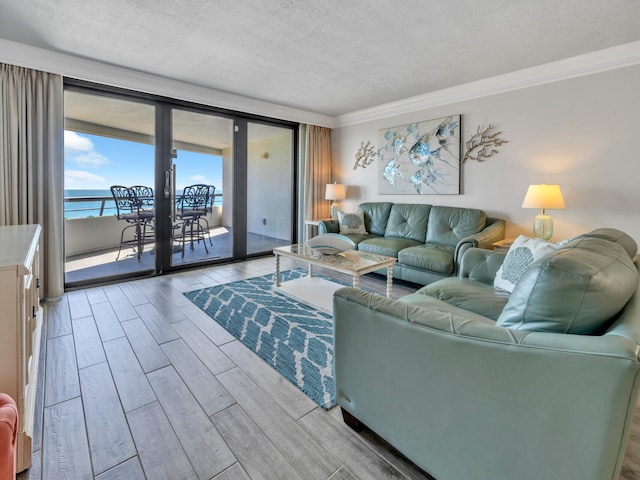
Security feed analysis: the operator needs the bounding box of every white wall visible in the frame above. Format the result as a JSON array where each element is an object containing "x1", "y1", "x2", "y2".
[
  {"x1": 247, "y1": 134, "x2": 293, "y2": 239},
  {"x1": 220, "y1": 135, "x2": 293, "y2": 241},
  {"x1": 331, "y1": 65, "x2": 640, "y2": 244}
]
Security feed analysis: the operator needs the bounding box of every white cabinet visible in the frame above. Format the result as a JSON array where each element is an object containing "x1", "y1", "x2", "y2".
[{"x1": 0, "y1": 224, "x2": 42, "y2": 472}]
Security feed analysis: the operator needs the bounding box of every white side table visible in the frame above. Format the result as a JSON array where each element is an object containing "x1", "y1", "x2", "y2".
[
  {"x1": 492, "y1": 237, "x2": 515, "y2": 252},
  {"x1": 304, "y1": 219, "x2": 333, "y2": 242}
]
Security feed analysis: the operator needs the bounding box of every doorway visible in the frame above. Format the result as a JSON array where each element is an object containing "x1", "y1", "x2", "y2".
[
  {"x1": 167, "y1": 107, "x2": 234, "y2": 268},
  {"x1": 63, "y1": 83, "x2": 298, "y2": 288}
]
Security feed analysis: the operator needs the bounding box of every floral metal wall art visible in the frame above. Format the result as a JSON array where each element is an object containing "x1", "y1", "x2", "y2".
[
  {"x1": 378, "y1": 115, "x2": 461, "y2": 194},
  {"x1": 353, "y1": 140, "x2": 376, "y2": 170},
  {"x1": 461, "y1": 124, "x2": 509, "y2": 163}
]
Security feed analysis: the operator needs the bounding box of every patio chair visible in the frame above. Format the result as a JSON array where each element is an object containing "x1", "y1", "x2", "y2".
[
  {"x1": 175, "y1": 184, "x2": 211, "y2": 257},
  {"x1": 198, "y1": 185, "x2": 216, "y2": 246},
  {"x1": 110, "y1": 185, "x2": 155, "y2": 261},
  {"x1": 130, "y1": 185, "x2": 154, "y2": 212}
]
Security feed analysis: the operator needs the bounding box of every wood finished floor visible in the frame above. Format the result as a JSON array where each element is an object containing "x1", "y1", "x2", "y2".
[
  {"x1": 19, "y1": 256, "x2": 433, "y2": 480},
  {"x1": 18, "y1": 256, "x2": 640, "y2": 480}
]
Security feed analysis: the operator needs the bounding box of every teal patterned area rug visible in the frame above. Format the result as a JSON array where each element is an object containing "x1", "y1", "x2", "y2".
[{"x1": 184, "y1": 269, "x2": 338, "y2": 409}]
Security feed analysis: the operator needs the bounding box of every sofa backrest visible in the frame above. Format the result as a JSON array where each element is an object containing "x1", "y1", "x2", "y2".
[
  {"x1": 582, "y1": 227, "x2": 637, "y2": 259},
  {"x1": 497, "y1": 236, "x2": 639, "y2": 334},
  {"x1": 385, "y1": 204, "x2": 432, "y2": 242},
  {"x1": 359, "y1": 202, "x2": 393, "y2": 236},
  {"x1": 425, "y1": 206, "x2": 487, "y2": 246}
]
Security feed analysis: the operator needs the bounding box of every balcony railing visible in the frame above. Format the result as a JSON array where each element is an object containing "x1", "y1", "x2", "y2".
[{"x1": 64, "y1": 194, "x2": 223, "y2": 218}]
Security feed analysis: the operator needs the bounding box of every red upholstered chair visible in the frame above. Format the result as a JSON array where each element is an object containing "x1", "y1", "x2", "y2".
[{"x1": 0, "y1": 394, "x2": 17, "y2": 480}]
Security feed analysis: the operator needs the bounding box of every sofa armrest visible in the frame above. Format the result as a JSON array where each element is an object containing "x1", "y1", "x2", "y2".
[
  {"x1": 454, "y1": 217, "x2": 506, "y2": 264},
  {"x1": 318, "y1": 219, "x2": 339, "y2": 234},
  {"x1": 458, "y1": 248, "x2": 506, "y2": 284},
  {"x1": 0, "y1": 393, "x2": 17, "y2": 480}
]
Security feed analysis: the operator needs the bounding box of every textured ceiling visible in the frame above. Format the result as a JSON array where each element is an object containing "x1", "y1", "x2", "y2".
[{"x1": 1, "y1": 0, "x2": 640, "y2": 117}]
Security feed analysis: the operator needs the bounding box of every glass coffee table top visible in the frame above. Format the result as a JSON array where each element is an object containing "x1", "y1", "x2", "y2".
[
  {"x1": 273, "y1": 245, "x2": 397, "y2": 306},
  {"x1": 273, "y1": 244, "x2": 396, "y2": 275}
]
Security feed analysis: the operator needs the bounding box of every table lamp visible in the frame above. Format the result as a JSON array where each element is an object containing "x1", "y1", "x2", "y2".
[
  {"x1": 521, "y1": 183, "x2": 566, "y2": 240},
  {"x1": 325, "y1": 183, "x2": 346, "y2": 219}
]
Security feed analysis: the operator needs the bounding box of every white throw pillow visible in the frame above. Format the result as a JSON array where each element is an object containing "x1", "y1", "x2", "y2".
[
  {"x1": 494, "y1": 235, "x2": 560, "y2": 293},
  {"x1": 338, "y1": 209, "x2": 368, "y2": 235}
]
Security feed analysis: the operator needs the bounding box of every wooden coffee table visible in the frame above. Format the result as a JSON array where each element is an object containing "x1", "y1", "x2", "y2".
[{"x1": 273, "y1": 244, "x2": 397, "y2": 312}]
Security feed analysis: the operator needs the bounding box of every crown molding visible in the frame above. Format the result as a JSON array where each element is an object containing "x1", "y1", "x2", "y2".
[
  {"x1": 335, "y1": 40, "x2": 640, "y2": 127},
  {"x1": 0, "y1": 38, "x2": 335, "y2": 128},
  {"x1": 3, "y1": 38, "x2": 640, "y2": 130}
]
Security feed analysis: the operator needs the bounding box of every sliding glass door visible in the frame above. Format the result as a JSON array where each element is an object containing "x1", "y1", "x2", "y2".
[
  {"x1": 63, "y1": 82, "x2": 298, "y2": 287},
  {"x1": 63, "y1": 89, "x2": 156, "y2": 285},
  {"x1": 168, "y1": 108, "x2": 234, "y2": 268}
]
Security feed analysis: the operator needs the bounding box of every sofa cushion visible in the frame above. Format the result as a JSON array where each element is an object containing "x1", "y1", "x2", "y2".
[
  {"x1": 385, "y1": 204, "x2": 431, "y2": 243},
  {"x1": 494, "y1": 235, "x2": 560, "y2": 293},
  {"x1": 425, "y1": 206, "x2": 487, "y2": 246},
  {"x1": 0, "y1": 393, "x2": 17, "y2": 480},
  {"x1": 397, "y1": 292, "x2": 497, "y2": 325},
  {"x1": 418, "y1": 277, "x2": 510, "y2": 320},
  {"x1": 582, "y1": 228, "x2": 638, "y2": 259},
  {"x1": 557, "y1": 229, "x2": 638, "y2": 259},
  {"x1": 358, "y1": 237, "x2": 422, "y2": 258},
  {"x1": 398, "y1": 244, "x2": 456, "y2": 275},
  {"x1": 338, "y1": 210, "x2": 367, "y2": 234},
  {"x1": 342, "y1": 233, "x2": 380, "y2": 246},
  {"x1": 496, "y1": 237, "x2": 639, "y2": 334},
  {"x1": 359, "y1": 202, "x2": 393, "y2": 236}
]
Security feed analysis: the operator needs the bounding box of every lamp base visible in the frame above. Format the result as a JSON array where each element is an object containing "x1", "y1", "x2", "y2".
[
  {"x1": 533, "y1": 214, "x2": 553, "y2": 241},
  {"x1": 330, "y1": 202, "x2": 339, "y2": 220}
]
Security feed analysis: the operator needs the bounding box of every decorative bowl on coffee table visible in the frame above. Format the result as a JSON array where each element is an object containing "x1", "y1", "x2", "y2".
[{"x1": 306, "y1": 233, "x2": 355, "y2": 255}]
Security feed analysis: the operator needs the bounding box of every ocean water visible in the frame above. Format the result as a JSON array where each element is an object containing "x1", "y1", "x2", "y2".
[
  {"x1": 64, "y1": 190, "x2": 115, "y2": 219},
  {"x1": 64, "y1": 189, "x2": 221, "y2": 219}
]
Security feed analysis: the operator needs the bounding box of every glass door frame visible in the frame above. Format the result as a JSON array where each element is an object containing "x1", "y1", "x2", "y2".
[
  {"x1": 157, "y1": 112, "x2": 300, "y2": 273},
  {"x1": 63, "y1": 79, "x2": 300, "y2": 287},
  {"x1": 63, "y1": 82, "x2": 159, "y2": 289}
]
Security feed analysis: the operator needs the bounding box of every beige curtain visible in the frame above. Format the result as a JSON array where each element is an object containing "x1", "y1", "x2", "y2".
[
  {"x1": 0, "y1": 63, "x2": 64, "y2": 298},
  {"x1": 304, "y1": 124, "x2": 332, "y2": 221}
]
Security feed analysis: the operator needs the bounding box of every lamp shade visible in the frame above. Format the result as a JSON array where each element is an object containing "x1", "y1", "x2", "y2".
[
  {"x1": 325, "y1": 183, "x2": 346, "y2": 200},
  {"x1": 521, "y1": 184, "x2": 565, "y2": 211}
]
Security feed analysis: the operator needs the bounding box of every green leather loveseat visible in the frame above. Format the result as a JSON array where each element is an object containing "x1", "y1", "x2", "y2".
[
  {"x1": 333, "y1": 228, "x2": 640, "y2": 480},
  {"x1": 319, "y1": 202, "x2": 505, "y2": 285}
]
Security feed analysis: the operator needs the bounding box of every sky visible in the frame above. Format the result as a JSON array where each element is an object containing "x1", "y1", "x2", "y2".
[{"x1": 64, "y1": 131, "x2": 223, "y2": 191}]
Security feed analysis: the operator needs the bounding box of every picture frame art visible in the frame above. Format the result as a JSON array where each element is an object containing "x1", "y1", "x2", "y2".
[{"x1": 378, "y1": 115, "x2": 461, "y2": 194}]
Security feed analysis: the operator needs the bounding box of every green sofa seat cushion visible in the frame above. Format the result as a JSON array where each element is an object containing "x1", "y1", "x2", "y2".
[
  {"x1": 417, "y1": 277, "x2": 510, "y2": 320},
  {"x1": 497, "y1": 236, "x2": 639, "y2": 334},
  {"x1": 358, "y1": 237, "x2": 422, "y2": 258},
  {"x1": 397, "y1": 292, "x2": 497, "y2": 325},
  {"x1": 398, "y1": 244, "x2": 456, "y2": 275},
  {"x1": 342, "y1": 233, "x2": 381, "y2": 246}
]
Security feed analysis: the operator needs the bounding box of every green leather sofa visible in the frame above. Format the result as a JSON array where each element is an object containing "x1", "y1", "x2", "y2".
[
  {"x1": 333, "y1": 228, "x2": 640, "y2": 480},
  {"x1": 319, "y1": 202, "x2": 505, "y2": 285}
]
